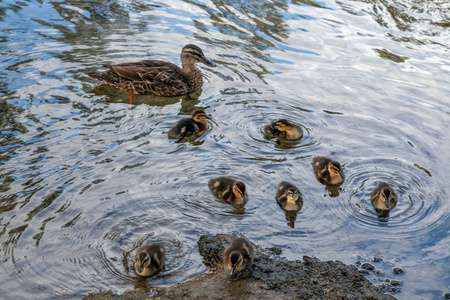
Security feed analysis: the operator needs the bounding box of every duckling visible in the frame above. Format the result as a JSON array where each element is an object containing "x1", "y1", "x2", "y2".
[
  {"x1": 168, "y1": 109, "x2": 209, "y2": 140},
  {"x1": 276, "y1": 181, "x2": 303, "y2": 212},
  {"x1": 312, "y1": 156, "x2": 345, "y2": 185},
  {"x1": 223, "y1": 237, "x2": 254, "y2": 277},
  {"x1": 134, "y1": 243, "x2": 166, "y2": 277},
  {"x1": 265, "y1": 119, "x2": 303, "y2": 140},
  {"x1": 371, "y1": 182, "x2": 397, "y2": 211},
  {"x1": 88, "y1": 44, "x2": 216, "y2": 103},
  {"x1": 208, "y1": 177, "x2": 248, "y2": 205}
]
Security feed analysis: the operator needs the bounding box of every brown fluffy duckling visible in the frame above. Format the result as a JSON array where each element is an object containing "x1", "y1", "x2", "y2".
[
  {"x1": 168, "y1": 109, "x2": 209, "y2": 139},
  {"x1": 276, "y1": 181, "x2": 303, "y2": 212},
  {"x1": 223, "y1": 237, "x2": 254, "y2": 277},
  {"x1": 312, "y1": 156, "x2": 345, "y2": 185},
  {"x1": 265, "y1": 119, "x2": 303, "y2": 140},
  {"x1": 371, "y1": 182, "x2": 397, "y2": 211},
  {"x1": 88, "y1": 44, "x2": 216, "y2": 103},
  {"x1": 208, "y1": 177, "x2": 248, "y2": 205},
  {"x1": 134, "y1": 243, "x2": 166, "y2": 277}
]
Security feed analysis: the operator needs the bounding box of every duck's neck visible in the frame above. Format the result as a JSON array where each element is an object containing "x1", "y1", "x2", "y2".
[{"x1": 181, "y1": 63, "x2": 203, "y2": 92}]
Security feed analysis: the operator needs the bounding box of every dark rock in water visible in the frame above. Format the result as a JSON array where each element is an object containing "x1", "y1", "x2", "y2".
[
  {"x1": 393, "y1": 267, "x2": 405, "y2": 275},
  {"x1": 390, "y1": 280, "x2": 402, "y2": 286},
  {"x1": 373, "y1": 257, "x2": 383, "y2": 262},
  {"x1": 361, "y1": 263, "x2": 375, "y2": 270},
  {"x1": 83, "y1": 234, "x2": 397, "y2": 300}
]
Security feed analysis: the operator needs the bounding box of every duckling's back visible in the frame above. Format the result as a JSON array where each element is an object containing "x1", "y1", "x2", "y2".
[
  {"x1": 168, "y1": 118, "x2": 200, "y2": 139},
  {"x1": 208, "y1": 177, "x2": 242, "y2": 203}
]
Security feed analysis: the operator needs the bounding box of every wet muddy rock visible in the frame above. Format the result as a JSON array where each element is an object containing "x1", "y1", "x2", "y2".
[{"x1": 85, "y1": 234, "x2": 397, "y2": 300}]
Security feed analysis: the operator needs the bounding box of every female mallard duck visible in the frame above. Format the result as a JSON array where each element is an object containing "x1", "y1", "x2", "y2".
[
  {"x1": 134, "y1": 243, "x2": 166, "y2": 277},
  {"x1": 276, "y1": 181, "x2": 303, "y2": 212},
  {"x1": 265, "y1": 119, "x2": 303, "y2": 140},
  {"x1": 208, "y1": 177, "x2": 248, "y2": 205},
  {"x1": 88, "y1": 44, "x2": 216, "y2": 103},
  {"x1": 168, "y1": 109, "x2": 208, "y2": 140},
  {"x1": 312, "y1": 156, "x2": 345, "y2": 185},
  {"x1": 371, "y1": 182, "x2": 397, "y2": 211},
  {"x1": 223, "y1": 237, "x2": 254, "y2": 277}
]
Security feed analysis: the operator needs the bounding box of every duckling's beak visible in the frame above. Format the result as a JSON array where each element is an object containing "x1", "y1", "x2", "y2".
[
  {"x1": 138, "y1": 264, "x2": 144, "y2": 274},
  {"x1": 384, "y1": 199, "x2": 390, "y2": 209},
  {"x1": 339, "y1": 170, "x2": 345, "y2": 179},
  {"x1": 242, "y1": 193, "x2": 248, "y2": 203},
  {"x1": 201, "y1": 56, "x2": 216, "y2": 67},
  {"x1": 230, "y1": 267, "x2": 237, "y2": 276}
]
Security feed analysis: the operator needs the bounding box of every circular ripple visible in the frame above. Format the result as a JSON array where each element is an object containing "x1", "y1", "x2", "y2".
[{"x1": 338, "y1": 157, "x2": 445, "y2": 238}]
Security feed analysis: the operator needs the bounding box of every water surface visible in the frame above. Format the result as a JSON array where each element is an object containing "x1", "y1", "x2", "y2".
[{"x1": 0, "y1": 0, "x2": 449, "y2": 299}]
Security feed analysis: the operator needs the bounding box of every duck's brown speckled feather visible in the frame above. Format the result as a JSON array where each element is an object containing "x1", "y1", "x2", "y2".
[{"x1": 89, "y1": 60, "x2": 195, "y2": 96}]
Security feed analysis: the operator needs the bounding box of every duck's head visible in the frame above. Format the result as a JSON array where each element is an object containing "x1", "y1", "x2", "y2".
[
  {"x1": 381, "y1": 188, "x2": 394, "y2": 209},
  {"x1": 181, "y1": 44, "x2": 216, "y2": 67},
  {"x1": 233, "y1": 182, "x2": 248, "y2": 203},
  {"x1": 137, "y1": 251, "x2": 151, "y2": 274},
  {"x1": 275, "y1": 119, "x2": 293, "y2": 132},
  {"x1": 229, "y1": 251, "x2": 244, "y2": 276},
  {"x1": 286, "y1": 188, "x2": 299, "y2": 202},
  {"x1": 328, "y1": 161, "x2": 344, "y2": 179},
  {"x1": 192, "y1": 109, "x2": 208, "y2": 122}
]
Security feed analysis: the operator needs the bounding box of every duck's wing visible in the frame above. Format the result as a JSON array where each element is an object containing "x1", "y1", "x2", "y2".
[
  {"x1": 106, "y1": 60, "x2": 183, "y2": 83},
  {"x1": 104, "y1": 60, "x2": 190, "y2": 95}
]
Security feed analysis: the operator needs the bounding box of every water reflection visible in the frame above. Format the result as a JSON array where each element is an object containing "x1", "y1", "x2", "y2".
[
  {"x1": 90, "y1": 85, "x2": 203, "y2": 114},
  {"x1": 325, "y1": 184, "x2": 342, "y2": 198},
  {"x1": 338, "y1": 0, "x2": 450, "y2": 46},
  {"x1": 284, "y1": 210, "x2": 298, "y2": 228},
  {"x1": 0, "y1": 0, "x2": 449, "y2": 299}
]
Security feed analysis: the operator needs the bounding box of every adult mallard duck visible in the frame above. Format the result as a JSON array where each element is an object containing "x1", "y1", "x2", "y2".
[
  {"x1": 168, "y1": 109, "x2": 209, "y2": 140},
  {"x1": 276, "y1": 181, "x2": 303, "y2": 212},
  {"x1": 371, "y1": 182, "x2": 397, "y2": 211},
  {"x1": 88, "y1": 44, "x2": 216, "y2": 103},
  {"x1": 223, "y1": 237, "x2": 254, "y2": 278},
  {"x1": 312, "y1": 156, "x2": 345, "y2": 185},
  {"x1": 208, "y1": 177, "x2": 248, "y2": 205},
  {"x1": 265, "y1": 119, "x2": 303, "y2": 140},
  {"x1": 134, "y1": 243, "x2": 166, "y2": 277}
]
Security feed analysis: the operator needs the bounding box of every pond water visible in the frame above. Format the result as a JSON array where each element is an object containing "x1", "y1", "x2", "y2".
[{"x1": 0, "y1": 0, "x2": 449, "y2": 299}]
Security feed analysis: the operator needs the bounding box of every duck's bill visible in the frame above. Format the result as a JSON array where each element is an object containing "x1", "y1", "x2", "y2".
[
  {"x1": 138, "y1": 264, "x2": 144, "y2": 273},
  {"x1": 339, "y1": 171, "x2": 345, "y2": 179},
  {"x1": 230, "y1": 267, "x2": 236, "y2": 276},
  {"x1": 384, "y1": 199, "x2": 390, "y2": 208},
  {"x1": 242, "y1": 194, "x2": 248, "y2": 203},
  {"x1": 202, "y1": 57, "x2": 216, "y2": 67}
]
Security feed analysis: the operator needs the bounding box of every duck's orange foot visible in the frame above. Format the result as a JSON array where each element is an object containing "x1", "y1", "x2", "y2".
[{"x1": 129, "y1": 94, "x2": 135, "y2": 104}]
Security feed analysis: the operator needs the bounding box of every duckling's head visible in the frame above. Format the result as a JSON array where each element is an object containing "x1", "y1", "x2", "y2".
[
  {"x1": 229, "y1": 251, "x2": 244, "y2": 276},
  {"x1": 286, "y1": 188, "x2": 299, "y2": 202},
  {"x1": 192, "y1": 109, "x2": 208, "y2": 122},
  {"x1": 381, "y1": 188, "x2": 394, "y2": 209},
  {"x1": 137, "y1": 251, "x2": 151, "y2": 274},
  {"x1": 233, "y1": 182, "x2": 248, "y2": 203},
  {"x1": 328, "y1": 161, "x2": 344, "y2": 179},
  {"x1": 275, "y1": 119, "x2": 293, "y2": 132},
  {"x1": 181, "y1": 44, "x2": 216, "y2": 67}
]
